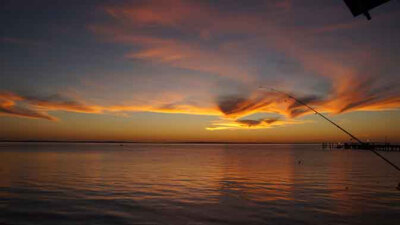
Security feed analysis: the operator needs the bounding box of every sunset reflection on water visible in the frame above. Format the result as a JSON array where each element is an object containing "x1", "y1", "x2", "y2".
[{"x1": 0, "y1": 143, "x2": 399, "y2": 225}]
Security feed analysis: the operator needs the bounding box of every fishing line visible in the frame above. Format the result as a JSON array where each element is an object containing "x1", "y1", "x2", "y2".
[{"x1": 263, "y1": 87, "x2": 400, "y2": 173}]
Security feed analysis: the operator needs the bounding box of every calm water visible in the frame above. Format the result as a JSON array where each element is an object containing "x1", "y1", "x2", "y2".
[{"x1": 0, "y1": 143, "x2": 399, "y2": 225}]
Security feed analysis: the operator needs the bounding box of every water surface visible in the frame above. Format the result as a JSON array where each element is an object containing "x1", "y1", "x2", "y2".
[{"x1": 0, "y1": 143, "x2": 399, "y2": 225}]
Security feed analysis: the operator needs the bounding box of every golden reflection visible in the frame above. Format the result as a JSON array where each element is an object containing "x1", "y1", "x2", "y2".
[
  {"x1": 215, "y1": 145, "x2": 295, "y2": 202},
  {"x1": 1, "y1": 143, "x2": 398, "y2": 214},
  {"x1": 0, "y1": 144, "x2": 298, "y2": 203},
  {"x1": 325, "y1": 151, "x2": 368, "y2": 215}
]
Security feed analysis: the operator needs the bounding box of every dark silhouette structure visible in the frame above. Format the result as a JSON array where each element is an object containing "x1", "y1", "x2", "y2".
[
  {"x1": 322, "y1": 142, "x2": 400, "y2": 151},
  {"x1": 344, "y1": 0, "x2": 392, "y2": 20}
]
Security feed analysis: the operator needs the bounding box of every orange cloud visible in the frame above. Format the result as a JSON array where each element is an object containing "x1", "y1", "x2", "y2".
[
  {"x1": 89, "y1": 24, "x2": 255, "y2": 81},
  {"x1": 1, "y1": 87, "x2": 399, "y2": 133},
  {"x1": 0, "y1": 91, "x2": 221, "y2": 121},
  {"x1": 215, "y1": 90, "x2": 329, "y2": 119},
  {"x1": 90, "y1": 1, "x2": 262, "y2": 82},
  {"x1": 104, "y1": 104, "x2": 221, "y2": 116},
  {"x1": 104, "y1": 0, "x2": 207, "y2": 27},
  {"x1": 206, "y1": 117, "x2": 304, "y2": 131},
  {"x1": 125, "y1": 42, "x2": 253, "y2": 82},
  {"x1": 0, "y1": 91, "x2": 106, "y2": 121},
  {"x1": 0, "y1": 92, "x2": 57, "y2": 121}
]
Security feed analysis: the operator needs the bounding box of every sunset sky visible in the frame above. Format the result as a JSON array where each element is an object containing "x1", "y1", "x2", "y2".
[{"x1": 1, "y1": 0, "x2": 400, "y2": 142}]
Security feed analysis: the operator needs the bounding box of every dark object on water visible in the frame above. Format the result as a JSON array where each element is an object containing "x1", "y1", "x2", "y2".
[{"x1": 343, "y1": 0, "x2": 392, "y2": 20}]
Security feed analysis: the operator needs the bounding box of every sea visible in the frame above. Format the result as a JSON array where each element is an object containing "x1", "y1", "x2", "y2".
[{"x1": 0, "y1": 143, "x2": 399, "y2": 225}]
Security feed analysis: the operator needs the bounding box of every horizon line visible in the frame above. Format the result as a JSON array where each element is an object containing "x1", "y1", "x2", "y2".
[{"x1": 0, "y1": 140, "x2": 394, "y2": 145}]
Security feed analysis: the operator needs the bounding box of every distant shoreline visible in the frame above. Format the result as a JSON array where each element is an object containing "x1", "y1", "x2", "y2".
[{"x1": 0, "y1": 140, "x2": 324, "y2": 145}]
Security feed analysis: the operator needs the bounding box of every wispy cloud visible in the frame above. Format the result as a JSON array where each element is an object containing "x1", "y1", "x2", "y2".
[
  {"x1": 206, "y1": 117, "x2": 304, "y2": 131},
  {"x1": 3, "y1": 0, "x2": 400, "y2": 131},
  {"x1": 88, "y1": 0, "x2": 400, "y2": 120},
  {"x1": 0, "y1": 91, "x2": 221, "y2": 121},
  {"x1": 0, "y1": 91, "x2": 100, "y2": 121},
  {"x1": 215, "y1": 91, "x2": 327, "y2": 119},
  {"x1": 1, "y1": 84, "x2": 398, "y2": 131}
]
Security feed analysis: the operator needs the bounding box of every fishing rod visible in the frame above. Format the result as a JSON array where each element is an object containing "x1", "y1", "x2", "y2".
[{"x1": 265, "y1": 87, "x2": 400, "y2": 173}]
